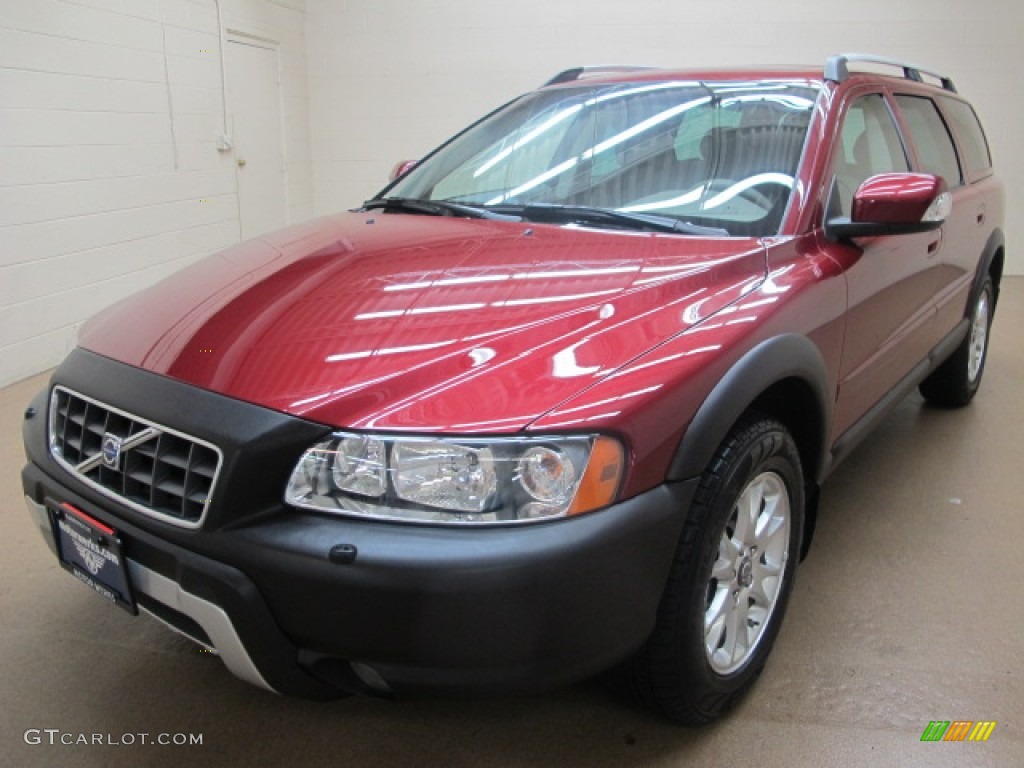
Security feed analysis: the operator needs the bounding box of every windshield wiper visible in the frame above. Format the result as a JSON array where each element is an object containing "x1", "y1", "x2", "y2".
[
  {"x1": 360, "y1": 198, "x2": 728, "y2": 235},
  {"x1": 492, "y1": 203, "x2": 728, "y2": 236},
  {"x1": 361, "y1": 197, "x2": 521, "y2": 222}
]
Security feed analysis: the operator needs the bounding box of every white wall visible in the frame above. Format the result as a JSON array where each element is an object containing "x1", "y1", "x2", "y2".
[
  {"x1": 306, "y1": 0, "x2": 1023, "y2": 275},
  {"x1": 0, "y1": 0, "x2": 312, "y2": 388}
]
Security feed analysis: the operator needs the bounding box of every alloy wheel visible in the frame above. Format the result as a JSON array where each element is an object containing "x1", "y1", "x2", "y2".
[{"x1": 704, "y1": 471, "x2": 791, "y2": 675}]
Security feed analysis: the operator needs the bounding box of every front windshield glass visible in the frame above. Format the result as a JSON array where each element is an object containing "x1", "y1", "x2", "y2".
[{"x1": 384, "y1": 79, "x2": 820, "y2": 237}]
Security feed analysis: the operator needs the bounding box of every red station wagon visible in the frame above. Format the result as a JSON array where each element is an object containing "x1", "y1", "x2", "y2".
[{"x1": 22, "y1": 54, "x2": 1004, "y2": 723}]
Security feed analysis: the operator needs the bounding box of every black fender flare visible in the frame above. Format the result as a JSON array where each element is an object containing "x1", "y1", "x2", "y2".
[
  {"x1": 970, "y1": 228, "x2": 1005, "y2": 308},
  {"x1": 666, "y1": 333, "x2": 832, "y2": 484}
]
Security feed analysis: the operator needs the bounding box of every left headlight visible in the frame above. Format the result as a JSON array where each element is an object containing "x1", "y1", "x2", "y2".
[{"x1": 284, "y1": 433, "x2": 624, "y2": 525}]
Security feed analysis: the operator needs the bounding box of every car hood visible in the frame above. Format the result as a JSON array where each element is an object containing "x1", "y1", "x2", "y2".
[{"x1": 79, "y1": 212, "x2": 765, "y2": 432}]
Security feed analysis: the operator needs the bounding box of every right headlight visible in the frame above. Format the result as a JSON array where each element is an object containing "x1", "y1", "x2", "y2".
[{"x1": 284, "y1": 433, "x2": 624, "y2": 525}]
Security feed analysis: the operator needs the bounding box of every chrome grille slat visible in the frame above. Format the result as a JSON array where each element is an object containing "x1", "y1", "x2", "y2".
[{"x1": 48, "y1": 387, "x2": 222, "y2": 529}]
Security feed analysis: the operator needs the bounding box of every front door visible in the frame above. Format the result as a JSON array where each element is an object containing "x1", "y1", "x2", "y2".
[{"x1": 830, "y1": 92, "x2": 941, "y2": 435}]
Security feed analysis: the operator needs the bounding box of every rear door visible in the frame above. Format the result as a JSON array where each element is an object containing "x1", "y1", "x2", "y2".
[{"x1": 890, "y1": 93, "x2": 979, "y2": 337}]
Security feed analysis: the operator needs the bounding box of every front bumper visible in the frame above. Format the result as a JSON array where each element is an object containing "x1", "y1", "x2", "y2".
[
  {"x1": 25, "y1": 494, "x2": 274, "y2": 692},
  {"x1": 21, "y1": 350, "x2": 694, "y2": 697}
]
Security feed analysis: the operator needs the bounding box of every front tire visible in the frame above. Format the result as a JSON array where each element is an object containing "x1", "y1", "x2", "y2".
[
  {"x1": 919, "y1": 277, "x2": 994, "y2": 407},
  {"x1": 621, "y1": 417, "x2": 803, "y2": 724}
]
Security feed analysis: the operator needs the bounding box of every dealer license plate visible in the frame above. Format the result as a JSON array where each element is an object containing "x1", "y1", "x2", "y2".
[{"x1": 50, "y1": 501, "x2": 136, "y2": 614}]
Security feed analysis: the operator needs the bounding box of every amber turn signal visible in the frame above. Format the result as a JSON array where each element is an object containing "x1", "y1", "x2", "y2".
[{"x1": 568, "y1": 436, "x2": 624, "y2": 515}]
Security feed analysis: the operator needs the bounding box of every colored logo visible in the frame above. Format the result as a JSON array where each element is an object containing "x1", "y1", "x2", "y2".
[
  {"x1": 101, "y1": 433, "x2": 123, "y2": 470},
  {"x1": 921, "y1": 721, "x2": 997, "y2": 742}
]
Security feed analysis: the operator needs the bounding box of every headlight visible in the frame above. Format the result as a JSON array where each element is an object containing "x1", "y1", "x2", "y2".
[
  {"x1": 391, "y1": 441, "x2": 497, "y2": 512},
  {"x1": 285, "y1": 433, "x2": 624, "y2": 525},
  {"x1": 332, "y1": 435, "x2": 386, "y2": 497}
]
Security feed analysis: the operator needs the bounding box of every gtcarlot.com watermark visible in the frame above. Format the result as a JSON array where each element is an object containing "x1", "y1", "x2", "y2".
[{"x1": 24, "y1": 729, "x2": 202, "y2": 747}]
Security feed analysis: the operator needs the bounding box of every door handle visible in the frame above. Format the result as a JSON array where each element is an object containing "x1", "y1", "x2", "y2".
[
  {"x1": 976, "y1": 204, "x2": 986, "y2": 225},
  {"x1": 237, "y1": 158, "x2": 247, "y2": 168}
]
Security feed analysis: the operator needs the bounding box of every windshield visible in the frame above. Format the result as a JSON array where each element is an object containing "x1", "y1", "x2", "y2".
[{"x1": 383, "y1": 79, "x2": 819, "y2": 237}]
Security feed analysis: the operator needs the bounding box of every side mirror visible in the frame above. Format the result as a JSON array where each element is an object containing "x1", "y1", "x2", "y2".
[
  {"x1": 825, "y1": 173, "x2": 951, "y2": 242},
  {"x1": 389, "y1": 159, "x2": 418, "y2": 182}
]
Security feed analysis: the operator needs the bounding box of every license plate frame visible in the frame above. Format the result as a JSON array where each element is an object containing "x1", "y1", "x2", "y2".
[{"x1": 49, "y1": 500, "x2": 137, "y2": 614}]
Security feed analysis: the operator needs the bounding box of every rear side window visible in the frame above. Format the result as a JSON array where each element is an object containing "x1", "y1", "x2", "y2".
[
  {"x1": 894, "y1": 95, "x2": 962, "y2": 187},
  {"x1": 940, "y1": 97, "x2": 993, "y2": 179}
]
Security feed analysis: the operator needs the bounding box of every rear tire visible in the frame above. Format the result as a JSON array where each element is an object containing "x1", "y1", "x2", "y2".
[
  {"x1": 919, "y1": 277, "x2": 994, "y2": 408},
  {"x1": 620, "y1": 416, "x2": 803, "y2": 724}
]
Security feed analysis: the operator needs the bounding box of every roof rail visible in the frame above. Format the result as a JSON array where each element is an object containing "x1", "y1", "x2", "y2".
[
  {"x1": 825, "y1": 54, "x2": 957, "y2": 93},
  {"x1": 542, "y1": 66, "x2": 656, "y2": 87}
]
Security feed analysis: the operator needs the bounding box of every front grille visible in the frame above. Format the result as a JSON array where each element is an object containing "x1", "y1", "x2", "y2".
[{"x1": 48, "y1": 387, "x2": 222, "y2": 528}]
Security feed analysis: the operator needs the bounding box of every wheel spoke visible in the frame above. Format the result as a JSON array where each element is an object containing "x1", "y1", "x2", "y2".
[
  {"x1": 704, "y1": 590, "x2": 730, "y2": 654},
  {"x1": 733, "y1": 483, "x2": 762, "y2": 545},
  {"x1": 705, "y1": 584, "x2": 729, "y2": 627},
  {"x1": 722, "y1": 590, "x2": 748, "y2": 665},
  {"x1": 711, "y1": 554, "x2": 734, "y2": 583},
  {"x1": 754, "y1": 507, "x2": 787, "y2": 548},
  {"x1": 748, "y1": 571, "x2": 775, "y2": 609},
  {"x1": 753, "y1": 555, "x2": 782, "y2": 581},
  {"x1": 720, "y1": 529, "x2": 741, "y2": 560}
]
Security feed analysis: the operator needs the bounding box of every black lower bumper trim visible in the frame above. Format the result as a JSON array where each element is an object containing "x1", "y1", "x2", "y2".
[
  {"x1": 23, "y1": 462, "x2": 339, "y2": 700},
  {"x1": 25, "y1": 458, "x2": 696, "y2": 696}
]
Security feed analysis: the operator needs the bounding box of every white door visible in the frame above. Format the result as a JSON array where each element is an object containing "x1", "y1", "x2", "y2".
[{"x1": 226, "y1": 37, "x2": 288, "y2": 239}]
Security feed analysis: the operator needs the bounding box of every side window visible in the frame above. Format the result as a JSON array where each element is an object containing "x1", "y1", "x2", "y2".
[
  {"x1": 832, "y1": 94, "x2": 909, "y2": 217},
  {"x1": 940, "y1": 97, "x2": 993, "y2": 180},
  {"x1": 894, "y1": 95, "x2": 962, "y2": 187}
]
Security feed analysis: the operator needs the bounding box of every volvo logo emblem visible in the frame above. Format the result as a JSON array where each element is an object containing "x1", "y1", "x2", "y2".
[{"x1": 101, "y1": 433, "x2": 123, "y2": 470}]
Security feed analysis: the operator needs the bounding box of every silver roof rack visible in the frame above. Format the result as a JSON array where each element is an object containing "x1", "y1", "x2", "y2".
[
  {"x1": 543, "y1": 66, "x2": 656, "y2": 87},
  {"x1": 825, "y1": 53, "x2": 957, "y2": 93}
]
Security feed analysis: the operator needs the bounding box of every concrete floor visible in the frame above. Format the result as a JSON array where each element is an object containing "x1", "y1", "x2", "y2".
[{"x1": 2, "y1": 278, "x2": 1022, "y2": 767}]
